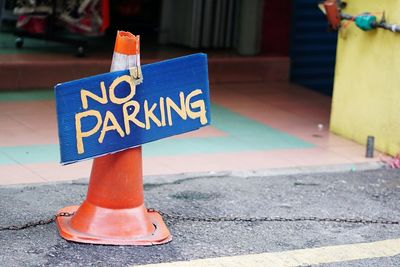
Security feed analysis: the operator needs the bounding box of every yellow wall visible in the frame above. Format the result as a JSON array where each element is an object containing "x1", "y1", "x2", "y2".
[{"x1": 331, "y1": 0, "x2": 400, "y2": 156}]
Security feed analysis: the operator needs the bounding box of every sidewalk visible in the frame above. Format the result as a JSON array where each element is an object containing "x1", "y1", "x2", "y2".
[
  {"x1": 0, "y1": 31, "x2": 387, "y2": 185},
  {"x1": 0, "y1": 80, "x2": 385, "y2": 186},
  {"x1": 1, "y1": 168, "x2": 399, "y2": 266}
]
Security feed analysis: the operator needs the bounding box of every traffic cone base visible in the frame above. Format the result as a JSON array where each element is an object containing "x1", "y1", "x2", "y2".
[{"x1": 56, "y1": 205, "x2": 172, "y2": 246}]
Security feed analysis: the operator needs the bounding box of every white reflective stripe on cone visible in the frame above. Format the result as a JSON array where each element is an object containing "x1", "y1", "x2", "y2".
[{"x1": 110, "y1": 52, "x2": 140, "y2": 72}]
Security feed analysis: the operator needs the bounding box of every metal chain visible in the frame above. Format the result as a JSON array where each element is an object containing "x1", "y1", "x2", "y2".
[
  {"x1": 0, "y1": 212, "x2": 74, "y2": 231},
  {"x1": 1, "y1": 209, "x2": 399, "y2": 231},
  {"x1": 148, "y1": 209, "x2": 400, "y2": 226}
]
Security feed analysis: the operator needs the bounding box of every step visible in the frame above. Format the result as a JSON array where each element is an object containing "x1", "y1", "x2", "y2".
[{"x1": 0, "y1": 55, "x2": 289, "y2": 90}]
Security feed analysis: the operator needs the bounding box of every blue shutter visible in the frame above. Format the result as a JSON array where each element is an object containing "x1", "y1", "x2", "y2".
[{"x1": 290, "y1": 0, "x2": 338, "y2": 95}]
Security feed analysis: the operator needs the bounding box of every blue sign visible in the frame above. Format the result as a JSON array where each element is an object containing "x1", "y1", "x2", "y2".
[{"x1": 55, "y1": 53, "x2": 211, "y2": 164}]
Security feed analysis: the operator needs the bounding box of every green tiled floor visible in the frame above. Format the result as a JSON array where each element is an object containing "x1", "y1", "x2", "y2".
[
  {"x1": 144, "y1": 104, "x2": 312, "y2": 156},
  {"x1": 0, "y1": 90, "x2": 54, "y2": 101},
  {"x1": 0, "y1": 89, "x2": 313, "y2": 164}
]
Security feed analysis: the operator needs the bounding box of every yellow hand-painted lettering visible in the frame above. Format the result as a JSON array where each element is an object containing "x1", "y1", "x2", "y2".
[
  {"x1": 75, "y1": 75, "x2": 208, "y2": 154},
  {"x1": 144, "y1": 100, "x2": 162, "y2": 130},
  {"x1": 166, "y1": 92, "x2": 187, "y2": 126},
  {"x1": 109, "y1": 75, "x2": 135, "y2": 104},
  {"x1": 75, "y1": 110, "x2": 102, "y2": 154},
  {"x1": 123, "y1": 100, "x2": 145, "y2": 134},
  {"x1": 98, "y1": 111, "x2": 125, "y2": 144},
  {"x1": 186, "y1": 89, "x2": 208, "y2": 125}
]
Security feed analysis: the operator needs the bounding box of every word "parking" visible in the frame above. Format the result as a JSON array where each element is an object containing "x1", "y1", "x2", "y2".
[{"x1": 75, "y1": 75, "x2": 208, "y2": 154}]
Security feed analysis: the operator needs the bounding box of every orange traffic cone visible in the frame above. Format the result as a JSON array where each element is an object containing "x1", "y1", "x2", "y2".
[{"x1": 56, "y1": 31, "x2": 172, "y2": 245}]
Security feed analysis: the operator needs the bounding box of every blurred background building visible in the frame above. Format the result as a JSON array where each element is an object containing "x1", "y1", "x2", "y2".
[
  {"x1": 0, "y1": 0, "x2": 337, "y2": 94},
  {"x1": 0, "y1": 0, "x2": 396, "y2": 185}
]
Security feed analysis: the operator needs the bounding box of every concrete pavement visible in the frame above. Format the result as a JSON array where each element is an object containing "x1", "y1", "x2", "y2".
[{"x1": 1, "y1": 167, "x2": 400, "y2": 266}]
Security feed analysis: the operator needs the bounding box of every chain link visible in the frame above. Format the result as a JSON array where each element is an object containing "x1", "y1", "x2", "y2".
[
  {"x1": 1, "y1": 209, "x2": 399, "y2": 231},
  {"x1": 148, "y1": 209, "x2": 400, "y2": 225},
  {"x1": 0, "y1": 212, "x2": 74, "y2": 231}
]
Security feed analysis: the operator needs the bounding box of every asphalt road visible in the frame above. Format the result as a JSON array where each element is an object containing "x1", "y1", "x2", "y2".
[{"x1": 1, "y1": 168, "x2": 400, "y2": 266}]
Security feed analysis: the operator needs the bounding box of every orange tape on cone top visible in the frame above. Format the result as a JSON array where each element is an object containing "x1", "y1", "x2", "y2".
[
  {"x1": 56, "y1": 31, "x2": 172, "y2": 246},
  {"x1": 114, "y1": 31, "x2": 140, "y2": 55}
]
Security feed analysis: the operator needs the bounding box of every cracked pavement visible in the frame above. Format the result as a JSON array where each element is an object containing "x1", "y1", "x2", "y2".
[{"x1": 1, "y1": 168, "x2": 400, "y2": 266}]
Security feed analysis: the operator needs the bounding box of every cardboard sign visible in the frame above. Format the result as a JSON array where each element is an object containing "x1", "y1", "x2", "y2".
[{"x1": 55, "y1": 53, "x2": 211, "y2": 164}]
